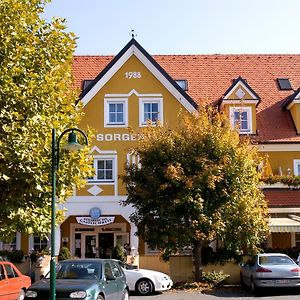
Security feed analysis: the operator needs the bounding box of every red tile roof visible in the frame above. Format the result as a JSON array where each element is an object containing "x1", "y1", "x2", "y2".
[
  {"x1": 263, "y1": 189, "x2": 300, "y2": 207},
  {"x1": 72, "y1": 54, "x2": 300, "y2": 143}
]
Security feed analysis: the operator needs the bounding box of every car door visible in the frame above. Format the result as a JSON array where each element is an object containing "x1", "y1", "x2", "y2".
[
  {"x1": 242, "y1": 256, "x2": 256, "y2": 285},
  {"x1": 0, "y1": 264, "x2": 10, "y2": 299},
  {"x1": 110, "y1": 261, "x2": 125, "y2": 298},
  {"x1": 103, "y1": 261, "x2": 119, "y2": 300},
  {"x1": 2, "y1": 263, "x2": 19, "y2": 300}
]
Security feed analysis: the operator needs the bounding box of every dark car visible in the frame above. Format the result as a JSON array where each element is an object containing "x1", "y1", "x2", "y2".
[{"x1": 25, "y1": 259, "x2": 129, "y2": 300}]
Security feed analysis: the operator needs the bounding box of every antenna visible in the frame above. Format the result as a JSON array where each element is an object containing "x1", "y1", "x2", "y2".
[{"x1": 130, "y1": 29, "x2": 137, "y2": 39}]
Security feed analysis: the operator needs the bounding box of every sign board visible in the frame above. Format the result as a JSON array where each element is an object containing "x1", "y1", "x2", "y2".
[{"x1": 76, "y1": 216, "x2": 115, "y2": 226}]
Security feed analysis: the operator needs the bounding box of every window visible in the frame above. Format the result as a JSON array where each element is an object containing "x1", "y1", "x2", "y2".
[
  {"x1": 230, "y1": 107, "x2": 252, "y2": 134},
  {"x1": 175, "y1": 80, "x2": 188, "y2": 91},
  {"x1": 33, "y1": 235, "x2": 48, "y2": 251},
  {"x1": 293, "y1": 160, "x2": 300, "y2": 176},
  {"x1": 4, "y1": 264, "x2": 18, "y2": 278},
  {"x1": 1, "y1": 235, "x2": 17, "y2": 251},
  {"x1": 277, "y1": 78, "x2": 292, "y2": 90},
  {"x1": 104, "y1": 98, "x2": 128, "y2": 127},
  {"x1": 139, "y1": 98, "x2": 163, "y2": 126},
  {"x1": 89, "y1": 158, "x2": 115, "y2": 182}
]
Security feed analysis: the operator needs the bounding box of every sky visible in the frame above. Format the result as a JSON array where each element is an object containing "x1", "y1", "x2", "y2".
[{"x1": 43, "y1": 0, "x2": 300, "y2": 56}]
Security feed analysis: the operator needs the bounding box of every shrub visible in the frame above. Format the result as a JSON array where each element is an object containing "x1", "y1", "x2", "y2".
[
  {"x1": 202, "y1": 271, "x2": 230, "y2": 286},
  {"x1": 0, "y1": 250, "x2": 24, "y2": 263},
  {"x1": 111, "y1": 244, "x2": 125, "y2": 262},
  {"x1": 58, "y1": 246, "x2": 71, "y2": 261}
]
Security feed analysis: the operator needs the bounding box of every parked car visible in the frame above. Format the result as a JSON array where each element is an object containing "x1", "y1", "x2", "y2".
[
  {"x1": 240, "y1": 253, "x2": 300, "y2": 292},
  {"x1": 116, "y1": 260, "x2": 173, "y2": 295},
  {"x1": 25, "y1": 259, "x2": 129, "y2": 300},
  {"x1": 0, "y1": 260, "x2": 31, "y2": 300}
]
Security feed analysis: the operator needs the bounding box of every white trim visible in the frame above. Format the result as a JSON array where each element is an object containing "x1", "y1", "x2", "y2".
[
  {"x1": 259, "y1": 183, "x2": 294, "y2": 189},
  {"x1": 80, "y1": 44, "x2": 196, "y2": 113},
  {"x1": 269, "y1": 207, "x2": 300, "y2": 213},
  {"x1": 91, "y1": 146, "x2": 117, "y2": 155},
  {"x1": 221, "y1": 99, "x2": 259, "y2": 107},
  {"x1": 229, "y1": 106, "x2": 253, "y2": 134},
  {"x1": 104, "y1": 98, "x2": 128, "y2": 128},
  {"x1": 258, "y1": 144, "x2": 300, "y2": 152},
  {"x1": 139, "y1": 97, "x2": 163, "y2": 127},
  {"x1": 88, "y1": 155, "x2": 118, "y2": 192},
  {"x1": 223, "y1": 80, "x2": 258, "y2": 100},
  {"x1": 105, "y1": 89, "x2": 162, "y2": 98},
  {"x1": 294, "y1": 159, "x2": 300, "y2": 176}
]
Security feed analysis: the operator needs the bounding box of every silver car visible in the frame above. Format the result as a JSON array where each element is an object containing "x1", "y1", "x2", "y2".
[{"x1": 240, "y1": 253, "x2": 300, "y2": 292}]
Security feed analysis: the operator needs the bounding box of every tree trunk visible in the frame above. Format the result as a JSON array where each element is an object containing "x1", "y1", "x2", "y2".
[{"x1": 194, "y1": 240, "x2": 203, "y2": 282}]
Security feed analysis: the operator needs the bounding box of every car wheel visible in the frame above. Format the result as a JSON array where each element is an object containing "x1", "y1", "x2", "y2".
[
  {"x1": 18, "y1": 289, "x2": 25, "y2": 300},
  {"x1": 136, "y1": 278, "x2": 153, "y2": 295},
  {"x1": 122, "y1": 289, "x2": 129, "y2": 300},
  {"x1": 96, "y1": 294, "x2": 104, "y2": 300}
]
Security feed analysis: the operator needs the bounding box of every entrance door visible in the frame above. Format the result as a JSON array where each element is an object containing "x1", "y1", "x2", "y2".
[
  {"x1": 98, "y1": 233, "x2": 114, "y2": 258},
  {"x1": 83, "y1": 234, "x2": 97, "y2": 258}
]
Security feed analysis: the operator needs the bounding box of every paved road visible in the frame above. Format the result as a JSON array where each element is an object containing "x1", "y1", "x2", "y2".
[{"x1": 130, "y1": 287, "x2": 300, "y2": 300}]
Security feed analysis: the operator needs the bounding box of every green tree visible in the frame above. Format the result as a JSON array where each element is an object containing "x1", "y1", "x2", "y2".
[
  {"x1": 0, "y1": 0, "x2": 91, "y2": 239},
  {"x1": 123, "y1": 107, "x2": 269, "y2": 281}
]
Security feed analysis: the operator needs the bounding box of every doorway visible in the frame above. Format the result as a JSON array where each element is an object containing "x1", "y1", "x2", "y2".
[
  {"x1": 98, "y1": 233, "x2": 114, "y2": 258},
  {"x1": 84, "y1": 234, "x2": 97, "y2": 258}
]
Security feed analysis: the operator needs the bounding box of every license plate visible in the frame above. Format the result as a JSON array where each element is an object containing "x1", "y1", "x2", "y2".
[{"x1": 275, "y1": 279, "x2": 290, "y2": 284}]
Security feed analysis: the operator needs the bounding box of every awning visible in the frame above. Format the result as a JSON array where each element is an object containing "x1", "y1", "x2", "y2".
[{"x1": 269, "y1": 217, "x2": 300, "y2": 233}]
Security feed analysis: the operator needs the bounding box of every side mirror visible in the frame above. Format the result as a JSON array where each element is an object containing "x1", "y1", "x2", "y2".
[{"x1": 40, "y1": 275, "x2": 45, "y2": 280}]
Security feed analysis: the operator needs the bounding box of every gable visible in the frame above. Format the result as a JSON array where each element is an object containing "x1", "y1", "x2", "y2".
[
  {"x1": 80, "y1": 39, "x2": 197, "y2": 113},
  {"x1": 220, "y1": 77, "x2": 260, "y2": 108}
]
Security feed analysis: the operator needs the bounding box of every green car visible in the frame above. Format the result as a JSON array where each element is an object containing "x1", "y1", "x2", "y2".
[{"x1": 25, "y1": 259, "x2": 129, "y2": 300}]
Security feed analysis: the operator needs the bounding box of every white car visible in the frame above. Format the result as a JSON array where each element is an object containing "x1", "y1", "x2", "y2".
[{"x1": 116, "y1": 261, "x2": 173, "y2": 295}]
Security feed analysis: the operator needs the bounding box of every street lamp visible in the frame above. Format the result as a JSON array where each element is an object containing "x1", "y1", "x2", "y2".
[{"x1": 51, "y1": 128, "x2": 88, "y2": 300}]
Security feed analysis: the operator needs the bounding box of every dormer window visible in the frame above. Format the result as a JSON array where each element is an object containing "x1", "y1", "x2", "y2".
[
  {"x1": 230, "y1": 107, "x2": 252, "y2": 134},
  {"x1": 175, "y1": 80, "x2": 188, "y2": 91},
  {"x1": 82, "y1": 79, "x2": 93, "y2": 90},
  {"x1": 277, "y1": 78, "x2": 292, "y2": 90}
]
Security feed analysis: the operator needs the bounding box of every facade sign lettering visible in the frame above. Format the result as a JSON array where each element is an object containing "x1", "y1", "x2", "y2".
[
  {"x1": 96, "y1": 133, "x2": 138, "y2": 142},
  {"x1": 76, "y1": 216, "x2": 115, "y2": 226}
]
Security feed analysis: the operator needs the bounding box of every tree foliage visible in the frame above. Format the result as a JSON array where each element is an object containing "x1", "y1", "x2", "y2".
[
  {"x1": 0, "y1": 0, "x2": 91, "y2": 239},
  {"x1": 123, "y1": 107, "x2": 269, "y2": 280}
]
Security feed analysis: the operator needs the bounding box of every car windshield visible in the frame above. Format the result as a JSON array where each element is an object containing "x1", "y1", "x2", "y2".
[
  {"x1": 118, "y1": 261, "x2": 137, "y2": 270},
  {"x1": 259, "y1": 255, "x2": 294, "y2": 265},
  {"x1": 45, "y1": 262, "x2": 102, "y2": 280}
]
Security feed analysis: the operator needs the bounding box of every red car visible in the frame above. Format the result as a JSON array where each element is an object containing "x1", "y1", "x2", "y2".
[{"x1": 0, "y1": 260, "x2": 31, "y2": 300}]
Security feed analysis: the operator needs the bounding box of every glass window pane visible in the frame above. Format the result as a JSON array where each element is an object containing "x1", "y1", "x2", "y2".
[
  {"x1": 151, "y1": 113, "x2": 158, "y2": 122},
  {"x1": 116, "y1": 113, "x2": 123, "y2": 123},
  {"x1": 116, "y1": 104, "x2": 123, "y2": 112},
  {"x1": 97, "y1": 170, "x2": 104, "y2": 179},
  {"x1": 109, "y1": 113, "x2": 116, "y2": 123},
  {"x1": 98, "y1": 160, "x2": 104, "y2": 169},
  {"x1": 106, "y1": 170, "x2": 113, "y2": 180},
  {"x1": 109, "y1": 103, "x2": 116, "y2": 112},
  {"x1": 144, "y1": 103, "x2": 151, "y2": 113},
  {"x1": 152, "y1": 103, "x2": 159, "y2": 112},
  {"x1": 106, "y1": 160, "x2": 113, "y2": 169}
]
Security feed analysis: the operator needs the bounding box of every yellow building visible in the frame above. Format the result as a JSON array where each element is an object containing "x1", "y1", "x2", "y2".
[{"x1": 2, "y1": 39, "x2": 300, "y2": 261}]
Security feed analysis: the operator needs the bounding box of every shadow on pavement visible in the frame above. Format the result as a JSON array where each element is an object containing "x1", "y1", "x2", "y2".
[{"x1": 205, "y1": 285, "x2": 300, "y2": 298}]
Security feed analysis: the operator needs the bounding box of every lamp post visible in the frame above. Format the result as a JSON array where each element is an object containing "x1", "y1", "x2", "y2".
[{"x1": 51, "y1": 128, "x2": 88, "y2": 300}]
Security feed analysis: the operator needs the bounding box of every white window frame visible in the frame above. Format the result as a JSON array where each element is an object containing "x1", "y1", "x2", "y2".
[
  {"x1": 104, "y1": 98, "x2": 128, "y2": 127},
  {"x1": 0, "y1": 233, "x2": 21, "y2": 251},
  {"x1": 88, "y1": 155, "x2": 117, "y2": 184},
  {"x1": 229, "y1": 106, "x2": 252, "y2": 134},
  {"x1": 28, "y1": 234, "x2": 50, "y2": 252},
  {"x1": 139, "y1": 98, "x2": 163, "y2": 127},
  {"x1": 293, "y1": 159, "x2": 300, "y2": 176}
]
